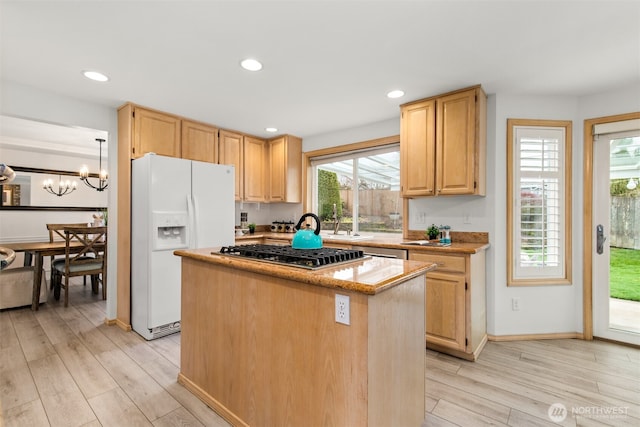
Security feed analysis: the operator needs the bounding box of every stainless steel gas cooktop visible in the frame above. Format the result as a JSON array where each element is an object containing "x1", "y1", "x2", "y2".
[{"x1": 218, "y1": 244, "x2": 368, "y2": 270}]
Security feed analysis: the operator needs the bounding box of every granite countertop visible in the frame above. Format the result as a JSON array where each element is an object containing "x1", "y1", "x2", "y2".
[
  {"x1": 235, "y1": 232, "x2": 490, "y2": 254},
  {"x1": 174, "y1": 247, "x2": 436, "y2": 295}
]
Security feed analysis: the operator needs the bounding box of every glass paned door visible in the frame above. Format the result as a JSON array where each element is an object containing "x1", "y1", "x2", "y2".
[{"x1": 593, "y1": 130, "x2": 640, "y2": 344}]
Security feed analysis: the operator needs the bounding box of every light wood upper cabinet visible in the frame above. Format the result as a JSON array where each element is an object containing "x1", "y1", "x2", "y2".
[
  {"x1": 243, "y1": 136, "x2": 267, "y2": 202},
  {"x1": 268, "y1": 135, "x2": 302, "y2": 203},
  {"x1": 400, "y1": 85, "x2": 486, "y2": 197},
  {"x1": 218, "y1": 130, "x2": 244, "y2": 201},
  {"x1": 401, "y1": 99, "x2": 436, "y2": 197},
  {"x1": 132, "y1": 107, "x2": 181, "y2": 159},
  {"x1": 436, "y1": 88, "x2": 485, "y2": 195},
  {"x1": 181, "y1": 120, "x2": 218, "y2": 163}
]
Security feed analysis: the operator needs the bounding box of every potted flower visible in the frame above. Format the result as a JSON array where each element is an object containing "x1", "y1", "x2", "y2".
[
  {"x1": 427, "y1": 224, "x2": 440, "y2": 241},
  {"x1": 248, "y1": 223, "x2": 256, "y2": 234}
]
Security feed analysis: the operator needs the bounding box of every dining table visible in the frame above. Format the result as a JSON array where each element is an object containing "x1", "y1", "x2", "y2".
[{"x1": 0, "y1": 239, "x2": 105, "y2": 310}]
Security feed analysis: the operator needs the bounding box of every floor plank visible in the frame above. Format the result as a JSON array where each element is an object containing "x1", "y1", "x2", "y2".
[
  {"x1": 2, "y1": 277, "x2": 639, "y2": 426},
  {"x1": 28, "y1": 353, "x2": 97, "y2": 427}
]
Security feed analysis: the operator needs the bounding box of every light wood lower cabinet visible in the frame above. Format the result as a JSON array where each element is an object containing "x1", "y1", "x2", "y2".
[
  {"x1": 409, "y1": 250, "x2": 487, "y2": 360},
  {"x1": 262, "y1": 238, "x2": 290, "y2": 245}
]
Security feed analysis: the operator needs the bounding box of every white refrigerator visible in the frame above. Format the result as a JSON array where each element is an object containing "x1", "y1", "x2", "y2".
[{"x1": 131, "y1": 153, "x2": 235, "y2": 340}]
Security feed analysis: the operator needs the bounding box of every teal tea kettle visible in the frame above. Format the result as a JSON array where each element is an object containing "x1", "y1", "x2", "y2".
[{"x1": 291, "y1": 213, "x2": 323, "y2": 250}]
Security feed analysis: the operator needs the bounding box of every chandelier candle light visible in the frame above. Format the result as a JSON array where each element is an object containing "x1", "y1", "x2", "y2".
[
  {"x1": 80, "y1": 138, "x2": 109, "y2": 192},
  {"x1": 43, "y1": 175, "x2": 77, "y2": 197}
]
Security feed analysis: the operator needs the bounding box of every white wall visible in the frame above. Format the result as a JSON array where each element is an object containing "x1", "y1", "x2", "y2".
[
  {"x1": 234, "y1": 202, "x2": 303, "y2": 230},
  {"x1": 3, "y1": 78, "x2": 637, "y2": 335},
  {"x1": 1, "y1": 81, "x2": 118, "y2": 319},
  {"x1": 302, "y1": 82, "x2": 640, "y2": 337}
]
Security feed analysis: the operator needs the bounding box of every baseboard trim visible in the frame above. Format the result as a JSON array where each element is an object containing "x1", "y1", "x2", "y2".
[
  {"x1": 178, "y1": 372, "x2": 248, "y2": 427},
  {"x1": 487, "y1": 332, "x2": 584, "y2": 341},
  {"x1": 109, "y1": 318, "x2": 132, "y2": 332}
]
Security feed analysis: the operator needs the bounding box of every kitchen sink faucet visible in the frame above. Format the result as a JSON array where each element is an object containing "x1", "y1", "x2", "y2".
[{"x1": 332, "y1": 203, "x2": 340, "y2": 234}]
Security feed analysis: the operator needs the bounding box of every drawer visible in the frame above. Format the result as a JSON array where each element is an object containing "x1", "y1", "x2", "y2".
[
  {"x1": 236, "y1": 238, "x2": 263, "y2": 245},
  {"x1": 409, "y1": 252, "x2": 466, "y2": 274},
  {"x1": 263, "y1": 239, "x2": 290, "y2": 246}
]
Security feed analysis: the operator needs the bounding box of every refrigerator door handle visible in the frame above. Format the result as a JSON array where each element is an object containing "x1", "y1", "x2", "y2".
[
  {"x1": 187, "y1": 194, "x2": 195, "y2": 249},
  {"x1": 192, "y1": 195, "x2": 200, "y2": 249}
]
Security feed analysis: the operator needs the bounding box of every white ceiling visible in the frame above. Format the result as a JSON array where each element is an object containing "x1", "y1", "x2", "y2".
[{"x1": 1, "y1": 0, "x2": 639, "y2": 143}]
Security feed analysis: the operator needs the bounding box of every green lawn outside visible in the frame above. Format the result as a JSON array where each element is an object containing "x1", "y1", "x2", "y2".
[{"x1": 610, "y1": 247, "x2": 640, "y2": 302}]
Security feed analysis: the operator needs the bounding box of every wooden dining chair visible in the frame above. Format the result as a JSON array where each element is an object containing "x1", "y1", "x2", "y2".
[
  {"x1": 47, "y1": 223, "x2": 92, "y2": 289},
  {"x1": 52, "y1": 226, "x2": 107, "y2": 307}
]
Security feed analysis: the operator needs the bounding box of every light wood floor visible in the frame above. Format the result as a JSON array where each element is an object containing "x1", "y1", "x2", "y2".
[{"x1": 1, "y1": 278, "x2": 638, "y2": 427}]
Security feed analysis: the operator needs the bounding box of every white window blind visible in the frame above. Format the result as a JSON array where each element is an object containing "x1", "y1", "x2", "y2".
[{"x1": 513, "y1": 126, "x2": 566, "y2": 280}]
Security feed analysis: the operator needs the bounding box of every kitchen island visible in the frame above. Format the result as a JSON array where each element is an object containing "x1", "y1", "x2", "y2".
[{"x1": 174, "y1": 247, "x2": 436, "y2": 427}]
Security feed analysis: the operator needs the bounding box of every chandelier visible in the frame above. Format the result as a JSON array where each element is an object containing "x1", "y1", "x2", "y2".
[
  {"x1": 80, "y1": 138, "x2": 109, "y2": 192},
  {"x1": 43, "y1": 175, "x2": 77, "y2": 197}
]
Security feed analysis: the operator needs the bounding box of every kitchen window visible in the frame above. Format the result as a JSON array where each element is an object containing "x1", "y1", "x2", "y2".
[
  {"x1": 507, "y1": 119, "x2": 572, "y2": 286},
  {"x1": 306, "y1": 137, "x2": 401, "y2": 235}
]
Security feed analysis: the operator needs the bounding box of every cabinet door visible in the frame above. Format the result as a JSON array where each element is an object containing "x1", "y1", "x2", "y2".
[
  {"x1": 401, "y1": 99, "x2": 436, "y2": 197},
  {"x1": 263, "y1": 238, "x2": 290, "y2": 246},
  {"x1": 243, "y1": 136, "x2": 267, "y2": 202},
  {"x1": 424, "y1": 271, "x2": 466, "y2": 351},
  {"x1": 181, "y1": 120, "x2": 217, "y2": 163},
  {"x1": 268, "y1": 135, "x2": 302, "y2": 203},
  {"x1": 132, "y1": 108, "x2": 181, "y2": 159},
  {"x1": 268, "y1": 136, "x2": 286, "y2": 202},
  {"x1": 436, "y1": 89, "x2": 476, "y2": 195},
  {"x1": 219, "y1": 130, "x2": 244, "y2": 200}
]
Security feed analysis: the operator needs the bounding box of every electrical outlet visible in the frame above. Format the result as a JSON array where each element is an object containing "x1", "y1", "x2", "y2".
[
  {"x1": 415, "y1": 212, "x2": 427, "y2": 225},
  {"x1": 512, "y1": 297, "x2": 521, "y2": 311},
  {"x1": 335, "y1": 294, "x2": 350, "y2": 325},
  {"x1": 464, "y1": 213, "x2": 471, "y2": 224}
]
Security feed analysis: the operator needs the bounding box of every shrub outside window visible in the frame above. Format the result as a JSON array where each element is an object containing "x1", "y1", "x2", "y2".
[{"x1": 309, "y1": 142, "x2": 401, "y2": 235}]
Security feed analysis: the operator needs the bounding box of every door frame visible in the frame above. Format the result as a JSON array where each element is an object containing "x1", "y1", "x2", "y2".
[{"x1": 582, "y1": 112, "x2": 640, "y2": 340}]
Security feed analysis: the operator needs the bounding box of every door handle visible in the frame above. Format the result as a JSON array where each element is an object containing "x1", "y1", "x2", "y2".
[{"x1": 596, "y1": 224, "x2": 607, "y2": 255}]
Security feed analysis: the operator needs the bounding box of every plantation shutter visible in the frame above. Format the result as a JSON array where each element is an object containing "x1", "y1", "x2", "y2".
[{"x1": 513, "y1": 126, "x2": 565, "y2": 279}]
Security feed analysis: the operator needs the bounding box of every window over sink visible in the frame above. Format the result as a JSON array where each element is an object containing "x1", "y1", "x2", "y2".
[{"x1": 306, "y1": 136, "x2": 401, "y2": 235}]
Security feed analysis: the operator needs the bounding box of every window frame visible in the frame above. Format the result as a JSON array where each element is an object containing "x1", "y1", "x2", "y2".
[
  {"x1": 507, "y1": 119, "x2": 572, "y2": 286},
  {"x1": 302, "y1": 135, "x2": 401, "y2": 234}
]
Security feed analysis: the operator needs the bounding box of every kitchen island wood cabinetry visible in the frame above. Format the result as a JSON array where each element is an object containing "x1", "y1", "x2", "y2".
[
  {"x1": 409, "y1": 249, "x2": 487, "y2": 360},
  {"x1": 175, "y1": 249, "x2": 434, "y2": 427},
  {"x1": 267, "y1": 135, "x2": 302, "y2": 202},
  {"x1": 181, "y1": 120, "x2": 218, "y2": 163},
  {"x1": 401, "y1": 85, "x2": 486, "y2": 197}
]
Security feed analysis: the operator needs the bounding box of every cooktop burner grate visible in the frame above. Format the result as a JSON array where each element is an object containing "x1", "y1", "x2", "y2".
[{"x1": 219, "y1": 244, "x2": 367, "y2": 269}]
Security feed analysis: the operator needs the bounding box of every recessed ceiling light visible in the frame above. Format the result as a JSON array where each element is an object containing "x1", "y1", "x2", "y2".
[
  {"x1": 240, "y1": 59, "x2": 263, "y2": 71},
  {"x1": 387, "y1": 90, "x2": 405, "y2": 99},
  {"x1": 265, "y1": 127, "x2": 278, "y2": 133},
  {"x1": 82, "y1": 70, "x2": 109, "y2": 82}
]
